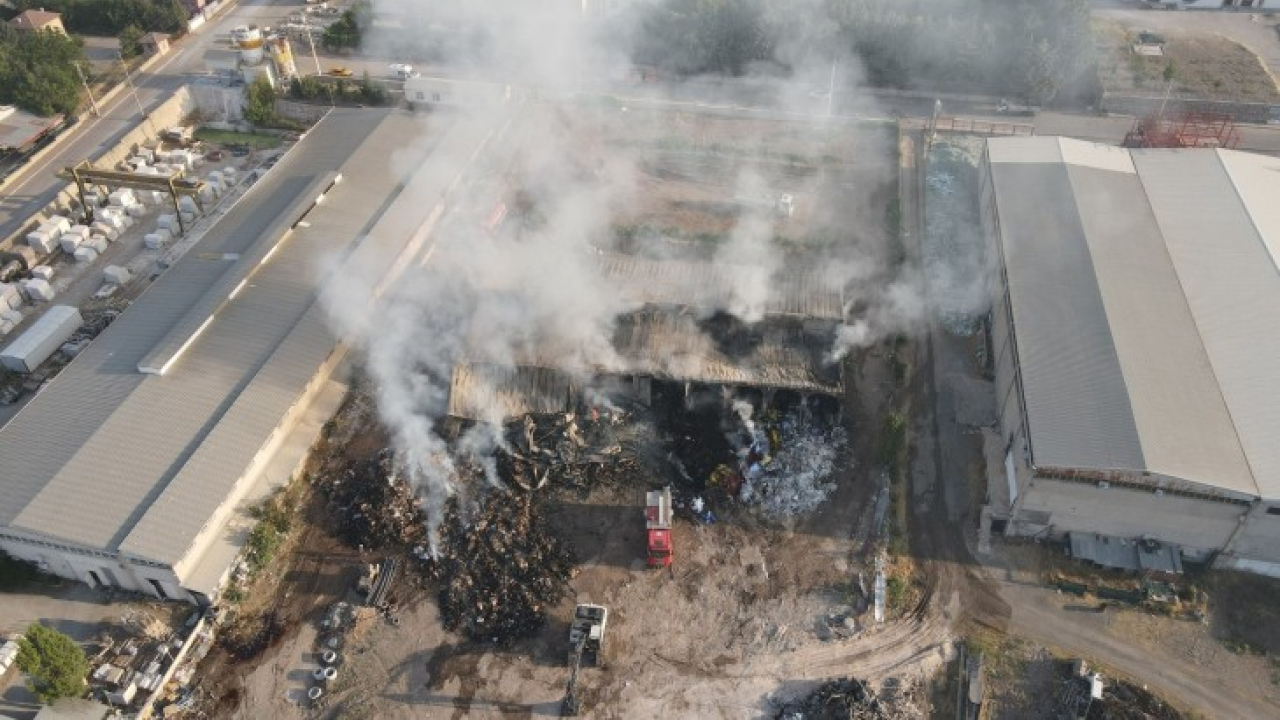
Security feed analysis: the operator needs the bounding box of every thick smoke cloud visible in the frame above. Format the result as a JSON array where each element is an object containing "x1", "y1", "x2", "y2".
[{"x1": 319, "y1": 0, "x2": 962, "y2": 538}]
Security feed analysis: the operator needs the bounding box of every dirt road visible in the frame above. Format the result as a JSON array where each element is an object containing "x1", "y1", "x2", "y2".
[{"x1": 999, "y1": 580, "x2": 1279, "y2": 720}]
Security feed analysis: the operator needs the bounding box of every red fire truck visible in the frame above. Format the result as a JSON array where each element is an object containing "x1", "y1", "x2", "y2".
[{"x1": 645, "y1": 488, "x2": 673, "y2": 568}]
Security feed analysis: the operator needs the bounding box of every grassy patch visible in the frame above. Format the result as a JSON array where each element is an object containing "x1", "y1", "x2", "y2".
[
  {"x1": 245, "y1": 490, "x2": 295, "y2": 573},
  {"x1": 1093, "y1": 19, "x2": 1279, "y2": 102},
  {"x1": 192, "y1": 128, "x2": 283, "y2": 150}
]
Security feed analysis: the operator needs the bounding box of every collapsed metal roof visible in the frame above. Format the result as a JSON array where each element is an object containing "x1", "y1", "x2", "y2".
[{"x1": 594, "y1": 253, "x2": 845, "y2": 321}]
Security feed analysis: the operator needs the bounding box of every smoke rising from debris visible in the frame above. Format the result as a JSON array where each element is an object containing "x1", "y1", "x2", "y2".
[{"x1": 320, "y1": 0, "x2": 966, "y2": 536}]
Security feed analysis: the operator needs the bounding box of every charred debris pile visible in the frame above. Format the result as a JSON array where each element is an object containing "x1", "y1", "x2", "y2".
[
  {"x1": 427, "y1": 490, "x2": 576, "y2": 645},
  {"x1": 320, "y1": 448, "x2": 428, "y2": 551},
  {"x1": 774, "y1": 677, "x2": 920, "y2": 720}
]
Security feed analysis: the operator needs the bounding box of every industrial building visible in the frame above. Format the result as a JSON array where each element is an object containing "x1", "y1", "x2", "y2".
[
  {"x1": 0, "y1": 109, "x2": 450, "y2": 603},
  {"x1": 981, "y1": 136, "x2": 1280, "y2": 576}
]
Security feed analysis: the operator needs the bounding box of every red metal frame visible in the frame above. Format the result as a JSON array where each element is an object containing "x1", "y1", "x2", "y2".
[{"x1": 1123, "y1": 111, "x2": 1239, "y2": 149}]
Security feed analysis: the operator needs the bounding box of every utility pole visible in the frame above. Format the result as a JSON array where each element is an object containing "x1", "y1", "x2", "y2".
[
  {"x1": 826, "y1": 56, "x2": 836, "y2": 118},
  {"x1": 118, "y1": 51, "x2": 156, "y2": 136},
  {"x1": 74, "y1": 62, "x2": 101, "y2": 117},
  {"x1": 303, "y1": 21, "x2": 323, "y2": 77}
]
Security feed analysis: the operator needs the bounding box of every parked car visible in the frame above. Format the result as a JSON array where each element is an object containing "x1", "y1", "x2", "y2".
[{"x1": 328, "y1": 66, "x2": 354, "y2": 78}]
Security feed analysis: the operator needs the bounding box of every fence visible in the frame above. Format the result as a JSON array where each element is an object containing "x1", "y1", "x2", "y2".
[
  {"x1": 1101, "y1": 92, "x2": 1280, "y2": 126},
  {"x1": 902, "y1": 116, "x2": 1035, "y2": 137}
]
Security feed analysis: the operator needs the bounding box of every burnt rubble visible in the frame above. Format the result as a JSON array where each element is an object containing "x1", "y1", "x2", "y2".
[
  {"x1": 774, "y1": 678, "x2": 899, "y2": 720},
  {"x1": 320, "y1": 448, "x2": 428, "y2": 550},
  {"x1": 427, "y1": 490, "x2": 576, "y2": 645}
]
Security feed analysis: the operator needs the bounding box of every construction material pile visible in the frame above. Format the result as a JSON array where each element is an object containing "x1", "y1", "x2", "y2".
[
  {"x1": 774, "y1": 678, "x2": 892, "y2": 720},
  {"x1": 320, "y1": 448, "x2": 428, "y2": 550},
  {"x1": 428, "y1": 490, "x2": 575, "y2": 645},
  {"x1": 1086, "y1": 680, "x2": 1183, "y2": 720},
  {"x1": 497, "y1": 409, "x2": 655, "y2": 495},
  {"x1": 730, "y1": 404, "x2": 848, "y2": 517}
]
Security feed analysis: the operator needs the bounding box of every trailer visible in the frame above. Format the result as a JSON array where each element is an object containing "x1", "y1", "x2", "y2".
[{"x1": 0, "y1": 305, "x2": 82, "y2": 373}]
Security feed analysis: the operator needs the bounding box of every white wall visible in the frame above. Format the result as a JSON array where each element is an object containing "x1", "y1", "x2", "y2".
[
  {"x1": 1224, "y1": 502, "x2": 1280, "y2": 565},
  {"x1": 1010, "y1": 478, "x2": 1246, "y2": 556}
]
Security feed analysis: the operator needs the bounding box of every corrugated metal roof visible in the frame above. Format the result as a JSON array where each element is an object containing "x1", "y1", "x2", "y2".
[
  {"x1": 988, "y1": 160, "x2": 1145, "y2": 471},
  {"x1": 448, "y1": 364, "x2": 573, "y2": 422},
  {"x1": 611, "y1": 311, "x2": 841, "y2": 393},
  {"x1": 1066, "y1": 163, "x2": 1253, "y2": 495},
  {"x1": 1135, "y1": 149, "x2": 1280, "y2": 500},
  {"x1": 0, "y1": 109, "x2": 394, "y2": 559},
  {"x1": 988, "y1": 137, "x2": 1279, "y2": 500}
]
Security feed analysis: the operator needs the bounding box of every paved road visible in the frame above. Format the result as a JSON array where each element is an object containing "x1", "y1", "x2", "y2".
[{"x1": 0, "y1": 0, "x2": 305, "y2": 242}]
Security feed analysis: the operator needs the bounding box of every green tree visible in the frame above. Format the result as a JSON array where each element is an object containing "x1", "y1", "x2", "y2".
[
  {"x1": 0, "y1": 25, "x2": 90, "y2": 116},
  {"x1": 118, "y1": 24, "x2": 144, "y2": 59},
  {"x1": 358, "y1": 70, "x2": 387, "y2": 105},
  {"x1": 16, "y1": 624, "x2": 89, "y2": 703},
  {"x1": 242, "y1": 74, "x2": 277, "y2": 126},
  {"x1": 321, "y1": 3, "x2": 367, "y2": 52}
]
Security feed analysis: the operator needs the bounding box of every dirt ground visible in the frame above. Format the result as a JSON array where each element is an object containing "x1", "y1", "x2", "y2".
[{"x1": 1093, "y1": 18, "x2": 1280, "y2": 102}]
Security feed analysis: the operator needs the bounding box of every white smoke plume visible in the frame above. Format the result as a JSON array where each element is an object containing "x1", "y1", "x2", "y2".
[{"x1": 317, "y1": 0, "x2": 955, "y2": 537}]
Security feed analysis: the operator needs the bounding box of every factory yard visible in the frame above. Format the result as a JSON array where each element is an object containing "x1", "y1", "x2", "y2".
[{"x1": 174, "y1": 104, "x2": 971, "y2": 718}]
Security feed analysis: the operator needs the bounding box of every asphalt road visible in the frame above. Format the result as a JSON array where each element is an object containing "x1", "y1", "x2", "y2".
[{"x1": 0, "y1": 0, "x2": 306, "y2": 242}]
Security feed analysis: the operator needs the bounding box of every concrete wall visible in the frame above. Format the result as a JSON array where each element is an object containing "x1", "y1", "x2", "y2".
[
  {"x1": 188, "y1": 83, "x2": 245, "y2": 124},
  {"x1": 1009, "y1": 478, "x2": 1245, "y2": 558},
  {"x1": 1101, "y1": 93, "x2": 1280, "y2": 127},
  {"x1": 275, "y1": 99, "x2": 328, "y2": 125},
  {"x1": 1225, "y1": 501, "x2": 1280, "y2": 565}
]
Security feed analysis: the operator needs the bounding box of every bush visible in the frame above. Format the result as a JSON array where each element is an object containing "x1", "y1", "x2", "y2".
[
  {"x1": 245, "y1": 494, "x2": 294, "y2": 572},
  {"x1": 0, "y1": 24, "x2": 90, "y2": 116},
  {"x1": 878, "y1": 411, "x2": 907, "y2": 473},
  {"x1": 17, "y1": 624, "x2": 88, "y2": 703},
  {"x1": 118, "y1": 25, "x2": 143, "y2": 60}
]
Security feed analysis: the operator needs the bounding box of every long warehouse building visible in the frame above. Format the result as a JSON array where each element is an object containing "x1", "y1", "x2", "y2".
[
  {"x1": 981, "y1": 136, "x2": 1280, "y2": 576},
  {"x1": 0, "y1": 108, "x2": 477, "y2": 603}
]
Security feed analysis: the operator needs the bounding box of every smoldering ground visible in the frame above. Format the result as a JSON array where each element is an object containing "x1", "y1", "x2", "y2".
[{"x1": 317, "y1": 0, "x2": 986, "y2": 535}]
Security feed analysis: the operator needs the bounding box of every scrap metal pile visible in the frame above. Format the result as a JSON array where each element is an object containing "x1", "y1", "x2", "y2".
[
  {"x1": 320, "y1": 448, "x2": 428, "y2": 550},
  {"x1": 427, "y1": 490, "x2": 576, "y2": 645},
  {"x1": 702, "y1": 401, "x2": 848, "y2": 517},
  {"x1": 496, "y1": 409, "x2": 657, "y2": 495},
  {"x1": 774, "y1": 678, "x2": 899, "y2": 720}
]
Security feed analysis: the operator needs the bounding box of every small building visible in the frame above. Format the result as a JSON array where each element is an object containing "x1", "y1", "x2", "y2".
[
  {"x1": 140, "y1": 32, "x2": 171, "y2": 56},
  {"x1": 7, "y1": 9, "x2": 65, "y2": 34}
]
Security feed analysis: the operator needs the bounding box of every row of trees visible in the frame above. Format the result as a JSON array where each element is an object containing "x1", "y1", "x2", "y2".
[
  {"x1": 7, "y1": 0, "x2": 186, "y2": 36},
  {"x1": 321, "y1": 0, "x2": 371, "y2": 53},
  {"x1": 0, "y1": 25, "x2": 88, "y2": 116},
  {"x1": 625, "y1": 0, "x2": 1097, "y2": 106}
]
